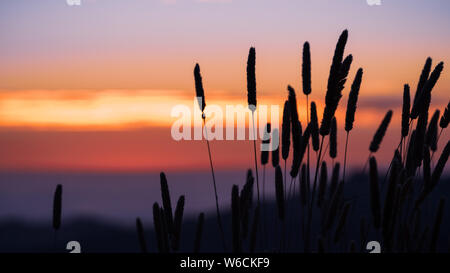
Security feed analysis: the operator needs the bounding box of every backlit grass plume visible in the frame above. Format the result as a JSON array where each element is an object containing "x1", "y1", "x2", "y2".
[
  {"x1": 369, "y1": 110, "x2": 393, "y2": 153},
  {"x1": 411, "y1": 57, "x2": 432, "y2": 120},
  {"x1": 402, "y1": 84, "x2": 411, "y2": 138},
  {"x1": 302, "y1": 41, "x2": 311, "y2": 96},
  {"x1": 345, "y1": 68, "x2": 363, "y2": 132},
  {"x1": 247, "y1": 47, "x2": 257, "y2": 111},
  {"x1": 320, "y1": 29, "x2": 350, "y2": 136},
  {"x1": 194, "y1": 63, "x2": 206, "y2": 116},
  {"x1": 414, "y1": 62, "x2": 444, "y2": 164},
  {"x1": 310, "y1": 102, "x2": 320, "y2": 152},
  {"x1": 310, "y1": 31, "x2": 351, "y2": 243}
]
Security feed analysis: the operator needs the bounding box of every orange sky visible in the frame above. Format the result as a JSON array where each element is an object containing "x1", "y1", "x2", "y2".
[{"x1": 0, "y1": 88, "x2": 447, "y2": 172}]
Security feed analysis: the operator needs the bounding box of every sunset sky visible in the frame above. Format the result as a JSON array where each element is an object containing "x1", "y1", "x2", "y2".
[{"x1": 0, "y1": 0, "x2": 449, "y2": 172}]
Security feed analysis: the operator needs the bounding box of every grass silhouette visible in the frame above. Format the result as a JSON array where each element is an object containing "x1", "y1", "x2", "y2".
[
  {"x1": 140, "y1": 30, "x2": 449, "y2": 253},
  {"x1": 43, "y1": 30, "x2": 449, "y2": 253}
]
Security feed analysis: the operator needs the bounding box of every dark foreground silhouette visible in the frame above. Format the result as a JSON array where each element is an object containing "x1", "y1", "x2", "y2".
[{"x1": 1, "y1": 175, "x2": 448, "y2": 253}]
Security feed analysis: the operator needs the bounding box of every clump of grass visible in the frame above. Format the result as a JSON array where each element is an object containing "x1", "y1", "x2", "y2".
[
  {"x1": 138, "y1": 31, "x2": 450, "y2": 254},
  {"x1": 410, "y1": 58, "x2": 432, "y2": 120},
  {"x1": 414, "y1": 62, "x2": 444, "y2": 165},
  {"x1": 150, "y1": 174, "x2": 189, "y2": 253},
  {"x1": 320, "y1": 29, "x2": 350, "y2": 137}
]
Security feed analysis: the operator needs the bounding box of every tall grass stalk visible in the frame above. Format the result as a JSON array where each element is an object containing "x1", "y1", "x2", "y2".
[
  {"x1": 344, "y1": 68, "x2": 363, "y2": 181},
  {"x1": 194, "y1": 63, "x2": 227, "y2": 251},
  {"x1": 303, "y1": 41, "x2": 312, "y2": 190}
]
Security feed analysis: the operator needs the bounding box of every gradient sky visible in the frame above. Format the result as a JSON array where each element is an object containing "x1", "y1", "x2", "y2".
[{"x1": 0, "y1": 0, "x2": 449, "y2": 172}]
